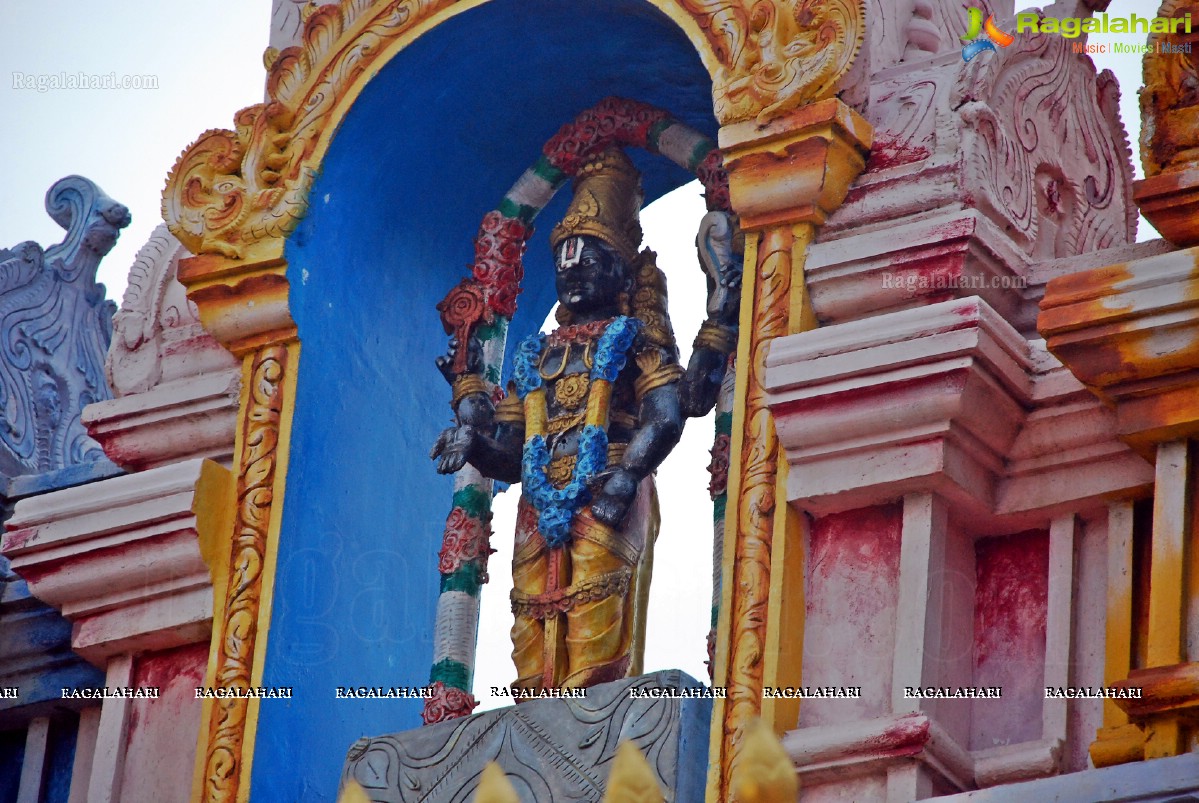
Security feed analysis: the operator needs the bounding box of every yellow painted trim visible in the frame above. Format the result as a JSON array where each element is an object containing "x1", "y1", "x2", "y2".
[
  {"x1": 787, "y1": 224, "x2": 817, "y2": 335},
  {"x1": 1103, "y1": 502, "x2": 1134, "y2": 729},
  {"x1": 706, "y1": 229, "x2": 760, "y2": 801},
  {"x1": 190, "y1": 460, "x2": 237, "y2": 803},
  {"x1": 1147, "y1": 440, "x2": 1189, "y2": 669},
  {"x1": 237, "y1": 340, "x2": 301, "y2": 803},
  {"x1": 759, "y1": 459, "x2": 804, "y2": 733}
]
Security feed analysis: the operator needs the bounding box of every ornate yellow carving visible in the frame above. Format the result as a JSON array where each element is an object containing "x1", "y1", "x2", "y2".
[
  {"x1": 715, "y1": 224, "x2": 793, "y2": 800},
  {"x1": 1140, "y1": 0, "x2": 1199, "y2": 177},
  {"x1": 202, "y1": 344, "x2": 289, "y2": 802},
  {"x1": 164, "y1": 0, "x2": 865, "y2": 260},
  {"x1": 676, "y1": 0, "x2": 865, "y2": 124},
  {"x1": 554, "y1": 372, "x2": 591, "y2": 410},
  {"x1": 708, "y1": 98, "x2": 869, "y2": 802},
  {"x1": 602, "y1": 741, "x2": 665, "y2": 803},
  {"x1": 164, "y1": 0, "x2": 459, "y2": 259},
  {"x1": 474, "y1": 763, "x2": 520, "y2": 803},
  {"x1": 730, "y1": 719, "x2": 798, "y2": 803}
]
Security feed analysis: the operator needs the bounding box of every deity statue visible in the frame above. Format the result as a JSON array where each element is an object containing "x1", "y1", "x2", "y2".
[{"x1": 432, "y1": 147, "x2": 740, "y2": 692}]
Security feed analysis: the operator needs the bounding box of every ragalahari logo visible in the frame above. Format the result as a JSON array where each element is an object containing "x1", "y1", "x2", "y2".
[{"x1": 961, "y1": 6, "x2": 1015, "y2": 61}]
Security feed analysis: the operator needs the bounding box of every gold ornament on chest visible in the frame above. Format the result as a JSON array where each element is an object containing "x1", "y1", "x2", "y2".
[{"x1": 553, "y1": 371, "x2": 591, "y2": 411}]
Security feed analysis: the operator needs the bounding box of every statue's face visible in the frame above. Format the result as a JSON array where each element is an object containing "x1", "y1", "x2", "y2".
[{"x1": 555, "y1": 236, "x2": 630, "y2": 318}]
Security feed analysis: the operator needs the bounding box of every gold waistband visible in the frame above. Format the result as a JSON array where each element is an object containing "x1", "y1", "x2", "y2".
[{"x1": 547, "y1": 443, "x2": 628, "y2": 486}]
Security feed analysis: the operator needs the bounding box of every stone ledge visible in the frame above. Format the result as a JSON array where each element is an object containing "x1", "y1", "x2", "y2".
[
  {"x1": 2, "y1": 458, "x2": 217, "y2": 663},
  {"x1": 339, "y1": 670, "x2": 711, "y2": 803}
]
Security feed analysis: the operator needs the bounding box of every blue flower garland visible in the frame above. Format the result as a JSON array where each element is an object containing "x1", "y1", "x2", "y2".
[{"x1": 512, "y1": 316, "x2": 641, "y2": 547}]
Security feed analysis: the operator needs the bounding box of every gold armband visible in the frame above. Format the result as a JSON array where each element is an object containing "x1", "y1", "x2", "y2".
[
  {"x1": 494, "y1": 386, "x2": 525, "y2": 424},
  {"x1": 692, "y1": 319, "x2": 738, "y2": 355},
  {"x1": 451, "y1": 373, "x2": 490, "y2": 409},
  {"x1": 633, "y1": 349, "x2": 684, "y2": 402}
]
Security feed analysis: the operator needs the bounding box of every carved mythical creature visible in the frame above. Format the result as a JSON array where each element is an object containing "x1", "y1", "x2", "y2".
[{"x1": 432, "y1": 148, "x2": 740, "y2": 691}]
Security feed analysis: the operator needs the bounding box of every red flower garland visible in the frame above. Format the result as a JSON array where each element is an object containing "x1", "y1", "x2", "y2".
[
  {"x1": 472, "y1": 210, "x2": 533, "y2": 317},
  {"x1": 420, "y1": 682, "x2": 479, "y2": 724}
]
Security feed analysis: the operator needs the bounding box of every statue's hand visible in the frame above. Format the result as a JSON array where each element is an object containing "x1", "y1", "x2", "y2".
[
  {"x1": 696, "y1": 210, "x2": 743, "y2": 327},
  {"x1": 592, "y1": 468, "x2": 638, "y2": 527},
  {"x1": 430, "y1": 424, "x2": 478, "y2": 474},
  {"x1": 435, "y1": 336, "x2": 483, "y2": 385}
]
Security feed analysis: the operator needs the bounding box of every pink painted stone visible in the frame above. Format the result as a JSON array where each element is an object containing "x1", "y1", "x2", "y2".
[
  {"x1": 119, "y1": 644, "x2": 207, "y2": 803},
  {"x1": 972, "y1": 530, "x2": 1049, "y2": 750},
  {"x1": 802, "y1": 503, "x2": 902, "y2": 727}
]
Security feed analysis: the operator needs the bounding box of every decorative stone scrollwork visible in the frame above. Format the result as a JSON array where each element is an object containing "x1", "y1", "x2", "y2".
[
  {"x1": 164, "y1": 0, "x2": 865, "y2": 259},
  {"x1": 107, "y1": 224, "x2": 238, "y2": 397},
  {"x1": 678, "y1": 0, "x2": 866, "y2": 124},
  {"x1": 164, "y1": 0, "x2": 457, "y2": 259},
  {"x1": 0, "y1": 176, "x2": 129, "y2": 476},
  {"x1": 951, "y1": 22, "x2": 1136, "y2": 258}
]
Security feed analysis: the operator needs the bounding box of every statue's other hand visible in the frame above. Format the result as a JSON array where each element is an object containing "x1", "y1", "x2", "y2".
[
  {"x1": 592, "y1": 469, "x2": 638, "y2": 528},
  {"x1": 696, "y1": 210, "x2": 743, "y2": 327},
  {"x1": 430, "y1": 425, "x2": 477, "y2": 474},
  {"x1": 435, "y1": 336, "x2": 484, "y2": 385}
]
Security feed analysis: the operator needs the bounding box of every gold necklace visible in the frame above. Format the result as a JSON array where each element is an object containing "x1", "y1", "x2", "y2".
[{"x1": 538, "y1": 344, "x2": 570, "y2": 381}]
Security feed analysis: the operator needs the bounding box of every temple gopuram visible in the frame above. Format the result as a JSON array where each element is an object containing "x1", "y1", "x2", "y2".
[{"x1": 5, "y1": 0, "x2": 1199, "y2": 801}]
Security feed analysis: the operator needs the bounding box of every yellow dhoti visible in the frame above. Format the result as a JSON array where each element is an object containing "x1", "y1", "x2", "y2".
[{"x1": 510, "y1": 478, "x2": 655, "y2": 691}]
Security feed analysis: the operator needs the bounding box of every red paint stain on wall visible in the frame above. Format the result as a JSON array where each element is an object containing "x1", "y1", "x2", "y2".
[
  {"x1": 121, "y1": 643, "x2": 208, "y2": 803},
  {"x1": 972, "y1": 530, "x2": 1049, "y2": 747},
  {"x1": 974, "y1": 531, "x2": 1048, "y2": 669},
  {"x1": 802, "y1": 503, "x2": 903, "y2": 725}
]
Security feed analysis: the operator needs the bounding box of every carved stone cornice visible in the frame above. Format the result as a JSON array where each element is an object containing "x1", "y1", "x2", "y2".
[
  {"x1": 1, "y1": 458, "x2": 226, "y2": 663},
  {"x1": 719, "y1": 97, "x2": 872, "y2": 229},
  {"x1": 1038, "y1": 245, "x2": 1199, "y2": 454},
  {"x1": 766, "y1": 296, "x2": 1031, "y2": 517},
  {"x1": 766, "y1": 296, "x2": 1152, "y2": 522},
  {"x1": 176, "y1": 254, "x2": 296, "y2": 356}
]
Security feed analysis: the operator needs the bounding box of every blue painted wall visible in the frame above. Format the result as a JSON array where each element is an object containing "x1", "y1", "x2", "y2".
[{"x1": 254, "y1": 1, "x2": 715, "y2": 798}]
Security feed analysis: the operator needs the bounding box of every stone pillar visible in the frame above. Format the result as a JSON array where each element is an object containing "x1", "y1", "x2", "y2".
[
  {"x1": 707, "y1": 98, "x2": 871, "y2": 801},
  {"x1": 170, "y1": 244, "x2": 299, "y2": 803},
  {"x1": 1041, "y1": 243, "x2": 1199, "y2": 766}
]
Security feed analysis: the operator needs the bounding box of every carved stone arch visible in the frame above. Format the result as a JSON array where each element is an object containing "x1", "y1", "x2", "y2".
[{"x1": 159, "y1": 3, "x2": 867, "y2": 801}]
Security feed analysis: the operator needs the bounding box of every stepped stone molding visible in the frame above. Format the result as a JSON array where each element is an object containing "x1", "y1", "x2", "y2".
[
  {"x1": 2, "y1": 458, "x2": 219, "y2": 663},
  {"x1": 1039, "y1": 244, "x2": 1199, "y2": 454},
  {"x1": 765, "y1": 296, "x2": 1151, "y2": 523},
  {"x1": 86, "y1": 225, "x2": 240, "y2": 470}
]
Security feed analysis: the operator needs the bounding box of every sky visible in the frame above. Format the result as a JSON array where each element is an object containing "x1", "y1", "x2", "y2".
[{"x1": 0, "y1": 1, "x2": 1158, "y2": 707}]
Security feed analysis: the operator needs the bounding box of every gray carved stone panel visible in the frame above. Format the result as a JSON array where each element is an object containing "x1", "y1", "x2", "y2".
[
  {"x1": 340, "y1": 671, "x2": 712, "y2": 802},
  {"x1": 0, "y1": 176, "x2": 129, "y2": 476}
]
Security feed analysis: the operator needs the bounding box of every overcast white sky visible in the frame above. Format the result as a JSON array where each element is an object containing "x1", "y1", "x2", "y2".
[{"x1": 0, "y1": 0, "x2": 1156, "y2": 705}]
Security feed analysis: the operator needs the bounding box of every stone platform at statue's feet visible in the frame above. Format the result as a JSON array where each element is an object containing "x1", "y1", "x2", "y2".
[{"x1": 339, "y1": 670, "x2": 711, "y2": 802}]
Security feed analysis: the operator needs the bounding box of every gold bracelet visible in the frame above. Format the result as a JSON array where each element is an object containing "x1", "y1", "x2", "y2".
[
  {"x1": 692, "y1": 319, "x2": 738, "y2": 355},
  {"x1": 451, "y1": 373, "x2": 490, "y2": 409}
]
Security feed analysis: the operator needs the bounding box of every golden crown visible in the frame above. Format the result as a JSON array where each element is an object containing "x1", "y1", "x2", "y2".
[{"x1": 550, "y1": 147, "x2": 644, "y2": 266}]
